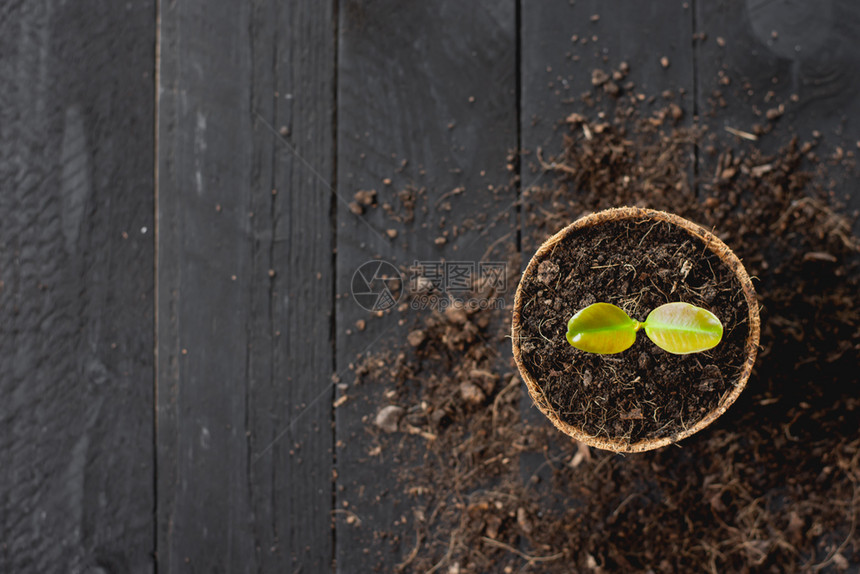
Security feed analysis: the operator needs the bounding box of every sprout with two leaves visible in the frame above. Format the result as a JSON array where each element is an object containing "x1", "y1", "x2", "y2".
[{"x1": 566, "y1": 302, "x2": 723, "y2": 355}]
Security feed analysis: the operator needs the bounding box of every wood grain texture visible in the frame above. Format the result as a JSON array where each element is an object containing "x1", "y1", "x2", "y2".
[
  {"x1": 0, "y1": 0, "x2": 155, "y2": 572},
  {"x1": 156, "y1": 1, "x2": 257, "y2": 570},
  {"x1": 335, "y1": 0, "x2": 517, "y2": 570},
  {"x1": 247, "y1": 0, "x2": 336, "y2": 571},
  {"x1": 156, "y1": 0, "x2": 336, "y2": 571},
  {"x1": 695, "y1": 0, "x2": 860, "y2": 226}
]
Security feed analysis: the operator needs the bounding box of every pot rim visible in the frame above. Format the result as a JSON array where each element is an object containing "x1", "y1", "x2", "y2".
[{"x1": 511, "y1": 206, "x2": 761, "y2": 453}]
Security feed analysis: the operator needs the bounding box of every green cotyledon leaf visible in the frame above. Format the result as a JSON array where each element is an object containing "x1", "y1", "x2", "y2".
[
  {"x1": 643, "y1": 302, "x2": 723, "y2": 355},
  {"x1": 566, "y1": 303, "x2": 641, "y2": 355}
]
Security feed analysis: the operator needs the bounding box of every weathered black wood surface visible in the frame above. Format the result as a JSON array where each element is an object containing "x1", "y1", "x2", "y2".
[
  {"x1": 2, "y1": 0, "x2": 860, "y2": 571},
  {"x1": 156, "y1": 1, "x2": 257, "y2": 569},
  {"x1": 695, "y1": 0, "x2": 860, "y2": 226},
  {"x1": 335, "y1": 1, "x2": 517, "y2": 570},
  {"x1": 156, "y1": 0, "x2": 335, "y2": 571},
  {"x1": 0, "y1": 1, "x2": 155, "y2": 572},
  {"x1": 522, "y1": 0, "x2": 696, "y2": 190},
  {"x1": 247, "y1": 0, "x2": 336, "y2": 571}
]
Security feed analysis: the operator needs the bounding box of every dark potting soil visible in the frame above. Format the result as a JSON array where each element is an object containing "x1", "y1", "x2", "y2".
[
  {"x1": 346, "y1": 57, "x2": 860, "y2": 572},
  {"x1": 516, "y1": 218, "x2": 749, "y2": 443}
]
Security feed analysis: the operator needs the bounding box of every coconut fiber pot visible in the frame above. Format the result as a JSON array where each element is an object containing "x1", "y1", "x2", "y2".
[{"x1": 511, "y1": 207, "x2": 761, "y2": 453}]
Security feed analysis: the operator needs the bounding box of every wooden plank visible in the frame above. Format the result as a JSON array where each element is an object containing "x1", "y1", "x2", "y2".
[
  {"x1": 156, "y1": 1, "x2": 257, "y2": 570},
  {"x1": 246, "y1": 0, "x2": 336, "y2": 571},
  {"x1": 0, "y1": 1, "x2": 154, "y2": 572},
  {"x1": 694, "y1": 0, "x2": 860, "y2": 227},
  {"x1": 157, "y1": 0, "x2": 336, "y2": 570},
  {"x1": 519, "y1": 0, "x2": 697, "y2": 476},
  {"x1": 335, "y1": 0, "x2": 517, "y2": 570}
]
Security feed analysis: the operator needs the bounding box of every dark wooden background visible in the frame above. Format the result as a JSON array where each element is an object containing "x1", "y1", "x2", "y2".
[{"x1": 1, "y1": 0, "x2": 858, "y2": 572}]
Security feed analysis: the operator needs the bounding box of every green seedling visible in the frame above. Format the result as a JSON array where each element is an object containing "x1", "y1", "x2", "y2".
[{"x1": 566, "y1": 302, "x2": 723, "y2": 355}]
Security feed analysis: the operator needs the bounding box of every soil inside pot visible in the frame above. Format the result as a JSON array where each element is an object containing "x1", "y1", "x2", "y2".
[{"x1": 517, "y1": 217, "x2": 749, "y2": 443}]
